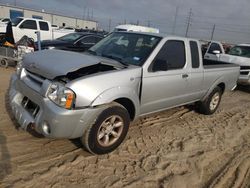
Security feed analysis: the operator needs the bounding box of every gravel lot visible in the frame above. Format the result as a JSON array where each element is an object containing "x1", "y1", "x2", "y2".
[{"x1": 0, "y1": 68, "x2": 250, "y2": 188}]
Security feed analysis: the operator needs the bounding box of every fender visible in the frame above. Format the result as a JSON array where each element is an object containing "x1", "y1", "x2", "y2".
[
  {"x1": 201, "y1": 75, "x2": 225, "y2": 101},
  {"x1": 91, "y1": 86, "x2": 140, "y2": 118}
]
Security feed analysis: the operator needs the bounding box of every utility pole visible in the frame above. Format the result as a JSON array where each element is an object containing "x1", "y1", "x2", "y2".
[
  {"x1": 211, "y1": 24, "x2": 216, "y2": 40},
  {"x1": 82, "y1": 7, "x2": 86, "y2": 20},
  {"x1": 136, "y1": 20, "x2": 139, "y2": 25},
  {"x1": 147, "y1": 20, "x2": 151, "y2": 27},
  {"x1": 185, "y1": 8, "x2": 192, "y2": 37},
  {"x1": 108, "y1": 18, "x2": 111, "y2": 32},
  {"x1": 172, "y1": 6, "x2": 179, "y2": 35},
  {"x1": 87, "y1": 8, "x2": 90, "y2": 20},
  {"x1": 91, "y1": 9, "x2": 93, "y2": 20},
  {"x1": 124, "y1": 19, "x2": 127, "y2": 24}
]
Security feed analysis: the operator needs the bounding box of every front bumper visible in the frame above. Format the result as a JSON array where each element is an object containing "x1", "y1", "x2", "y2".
[
  {"x1": 238, "y1": 74, "x2": 250, "y2": 85},
  {"x1": 9, "y1": 74, "x2": 102, "y2": 139}
]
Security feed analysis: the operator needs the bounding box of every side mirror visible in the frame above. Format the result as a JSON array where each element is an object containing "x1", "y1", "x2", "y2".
[
  {"x1": 212, "y1": 50, "x2": 221, "y2": 55},
  {"x1": 19, "y1": 24, "x2": 24, "y2": 29},
  {"x1": 152, "y1": 59, "x2": 168, "y2": 72}
]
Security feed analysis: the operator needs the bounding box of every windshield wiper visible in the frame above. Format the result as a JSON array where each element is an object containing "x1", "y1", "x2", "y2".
[{"x1": 101, "y1": 53, "x2": 129, "y2": 67}]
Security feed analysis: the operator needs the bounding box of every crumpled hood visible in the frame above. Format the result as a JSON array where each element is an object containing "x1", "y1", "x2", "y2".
[
  {"x1": 22, "y1": 49, "x2": 124, "y2": 79},
  {"x1": 219, "y1": 54, "x2": 250, "y2": 66}
]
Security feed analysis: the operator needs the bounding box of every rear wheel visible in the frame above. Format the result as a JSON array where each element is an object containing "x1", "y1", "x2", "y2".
[
  {"x1": 0, "y1": 58, "x2": 8, "y2": 68},
  {"x1": 82, "y1": 103, "x2": 130, "y2": 155},
  {"x1": 197, "y1": 86, "x2": 222, "y2": 115}
]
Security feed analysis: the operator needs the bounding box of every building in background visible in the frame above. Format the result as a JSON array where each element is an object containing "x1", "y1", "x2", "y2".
[{"x1": 0, "y1": 4, "x2": 98, "y2": 30}]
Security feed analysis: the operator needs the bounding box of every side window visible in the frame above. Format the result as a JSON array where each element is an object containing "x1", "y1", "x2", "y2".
[
  {"x1": 208, "y1": 43, "x2": 222, "y2": 54},
  {"x1": 190, "y1": 41, "x2": 200, "y2": 68},
  {"x1": 39, "y1": 21, "x2": 49, "y2": 31},
  {"x1": 20, "y1": 20, "x2": 37, "y2": 30},
  {"x1": 80, "y1": 36, "x2": 96, "y2": 44},
  {"x1": 95, "y1": 36, "x2": 103, "y2": 43},
  {"x1": 151, "y1": 40, "x2": 186, "y2": 72}
]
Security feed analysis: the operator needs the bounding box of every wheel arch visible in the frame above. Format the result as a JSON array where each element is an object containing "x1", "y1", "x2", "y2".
[
  {"x1": 91, "y1": 87, "x2": 140, "y2": 120},
  {"x1": 202, "y1": 76, "x2": 226, "y2": 101}
]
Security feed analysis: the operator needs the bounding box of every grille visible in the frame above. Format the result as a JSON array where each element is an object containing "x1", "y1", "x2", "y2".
[
  {"x1": 240, "y1": 71, "x2": 249, "y2": 75},
  {"x1": 25, "y1": 70, "x2": 45, "y2": 85},
  {"x1": 240, "y1": 66, "x2": 250, "y2": 70},
  {"x1": 21, "y1": 96, "x2": 40, "y2": 118}
]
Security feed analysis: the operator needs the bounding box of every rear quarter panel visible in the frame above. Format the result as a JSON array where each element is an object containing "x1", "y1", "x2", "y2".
[{"x1": 202, "y1": 66, "x2": 240, "y2": 100}]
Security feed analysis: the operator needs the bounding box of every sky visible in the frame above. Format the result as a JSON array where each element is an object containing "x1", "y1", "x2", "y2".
[{"x1": 0, "y1": 0, "x2": 250, "y2": 44}]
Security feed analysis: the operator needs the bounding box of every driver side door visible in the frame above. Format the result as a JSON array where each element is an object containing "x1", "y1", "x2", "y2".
[
  {"x1": 18, "y1": 20, "x2": 38, "y2": 41},
  {"x1": 140, "y1": 39, "x2": 191, "y2": 115}
]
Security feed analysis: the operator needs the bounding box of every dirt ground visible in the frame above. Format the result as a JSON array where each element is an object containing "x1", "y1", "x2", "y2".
[{"x1": 0, "y1": 68, "x2": 250, "y2": 188}]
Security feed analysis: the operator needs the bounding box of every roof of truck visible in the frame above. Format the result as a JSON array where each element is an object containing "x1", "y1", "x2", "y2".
[{"x1": 115, "y1": 31, "x2": 199, "y2": 42}]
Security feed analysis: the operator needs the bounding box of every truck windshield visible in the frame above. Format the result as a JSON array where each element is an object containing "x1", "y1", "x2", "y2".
[
  {"x1": 11, "y1": 18, "x2": 23, "y2": 26},
  {"x1": 88, "y1": 32, "x2": 161, "y2": 66},
  {"x1": 228, "y1": 46, "x2": 250, "y2": 58}
]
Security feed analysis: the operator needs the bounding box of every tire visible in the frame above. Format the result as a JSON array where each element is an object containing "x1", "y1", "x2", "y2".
[
  {"x1": 0, "y1": 58, "x2": 8, "y2": 68},
  {"x1": 81, "y1": 103, "x2": 130, "y2": 155},
  {"x1": 197, "y1": 86, "x2": 222, "y2": 115}
]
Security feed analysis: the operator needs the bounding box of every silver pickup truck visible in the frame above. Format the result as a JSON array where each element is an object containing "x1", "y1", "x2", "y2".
[{"x1": 9, "y1": 32, "x2": 240, "y2": 154}]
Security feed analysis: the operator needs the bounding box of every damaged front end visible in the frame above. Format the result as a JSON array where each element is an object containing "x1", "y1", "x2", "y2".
[{"x1": 56, "y1": 63, "x2": 119, "y2": 83}]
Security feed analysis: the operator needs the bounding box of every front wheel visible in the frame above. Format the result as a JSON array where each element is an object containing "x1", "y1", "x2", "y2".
[
  {"x1": 81, "y1": 103, "x2": 130, "y2": 155},
  {"x1": 197, "y1": 86, "x2": 222, "y2": 115}
]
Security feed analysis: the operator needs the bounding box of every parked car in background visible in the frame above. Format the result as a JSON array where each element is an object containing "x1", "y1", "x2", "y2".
[
  {"x1": 203, "y1": 41, "x2": 225, "y2": 60},
  {"x1": 204, "y1": 42, "x2": 250, "y2": 85},
  {"x1": 75, "y1": 28, "x2": 109, "y2": 36},
  {"x1": 35, "y1": 32, "x2": 104, "y2": 51},
  {"x1": 9, "y1": 32, "x2": 239, "y2": 154},
  {"x1": 0, "y1": 17, "x2": 73, "y2": 42},
  {"x1": 60, "y1": 26, "x2": 75, "y2": 31}
]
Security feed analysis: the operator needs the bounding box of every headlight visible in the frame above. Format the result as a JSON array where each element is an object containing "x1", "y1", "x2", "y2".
[
  {"x1": 47, "y1": 83, "x2": 75, "y2": 109},
  {"x1": 48, "y1": 46, "x2": 55, "y2": 50},
  {"x1": 16, "y1": 61, "x2": 23, "y2": 76}
]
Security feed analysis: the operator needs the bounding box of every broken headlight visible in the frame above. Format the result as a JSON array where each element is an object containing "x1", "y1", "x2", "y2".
[{"x1": 47, "y1": 83, "x2": 75, "y2": 109}]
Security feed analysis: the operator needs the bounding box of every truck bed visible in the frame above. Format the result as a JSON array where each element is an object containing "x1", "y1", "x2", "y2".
[{"x1": 203, "y1": 59, "x2": 239, "y2": 69}]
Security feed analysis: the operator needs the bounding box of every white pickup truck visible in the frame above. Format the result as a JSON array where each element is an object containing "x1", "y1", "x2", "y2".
[
  {"x1": 0, "y1": 17, "x2": 73, "y2": 42},
  {"x1": 204, "y1": 42, "x2": 250, "y2": 85}
]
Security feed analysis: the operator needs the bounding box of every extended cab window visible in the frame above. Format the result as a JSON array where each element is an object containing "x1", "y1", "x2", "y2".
[
  {"x1": 190, "y1": 41, "x2": 200, "y2": 68},
  {"x1": 208, "y1": 43, "x2": 222, "y2": 53},
  {"x1": 20, "y1": 20, "x2": 37, "y2": 30},
  {"x1": 151, "y1": 40, "x2": 186, "y2": 72},
  {"x1": 39, "y1": 21, "x2": 49, "y2": 31}
]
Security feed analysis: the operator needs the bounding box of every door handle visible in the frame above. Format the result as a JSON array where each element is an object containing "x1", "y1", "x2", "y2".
[
  {"x1": 205, "y1": 55, "x2": 209, "y2": 58},
  {"x1": 182, "y1": 74, "x2": 189, "y2": 78}
]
